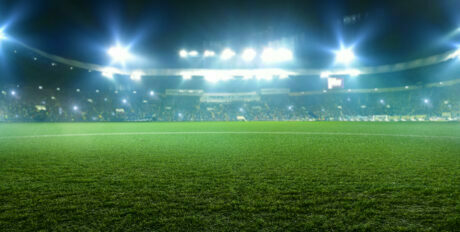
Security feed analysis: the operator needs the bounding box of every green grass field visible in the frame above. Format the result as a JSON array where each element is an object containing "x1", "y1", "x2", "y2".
[{"x1": 0, "y1": 122, "x2": 459, "y2": 231}]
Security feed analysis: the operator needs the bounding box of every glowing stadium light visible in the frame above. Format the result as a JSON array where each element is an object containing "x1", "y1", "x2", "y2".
[
  {"x1": 0, "y1": 30, "x2": 6, "y2": 40},
  {"x1": 38, "y1": 86, "x2": 43, "y2": 90},
  {"x1": 288, "y1": 105, "x2": 294, "y2": 111},
  {"x1": 130, "y1": 71, "x2": 143, "y2": 81},
  {"x1": 188, "y1": 50, "x2": 199, "y2": 57},
  {"x1": 182, "y1": 73, "x2": 192, "y2": 80},
  {"x1": 107, "y1": 45, "x2": 132, "y2": 63},
  {"x1": 241, "y1": 48, "x2": 257, "y2": 62},
  {"x1": 348, "y1": 69, "x2": 361, "y2": 77},
  {"x1": 102, "y1": 67, "x2": 118, "y2": 79},
  {"x1": 320, "y1": 71, "x2": 331, "y2": 78},
  {"x1": 10, "y1": 90, "x2": 16, "y2": 96},
  {"x1": 150, "y1": 91, "x2": 155, "y2": 96},
  {"x1": 279, "y1": 73, "x2": 289, "y2": 79},
  {"x1": 179, "y1": 49, "x2": 188, "y2": 58},
  {"x1": 380, "y1": 99, "x2": 385, "y2": 104},
  {"x1": 335, "y1": 47, "x2": 355, "y2": 64},
  {"x1": 73, "y1": 105, "x2": 78, "y2": 111},
  {"x1": 203, "y1": 50, "x2": 215, "y2": 57},
  {"x1": 204, "y1": 75, "x2": 219, "y2": 83},
  {"x1": 277, "y1": 48, "x2": 293, "y2": 62},
  {"x1": 424, "y1": 98, "x2": 429, "y2": 104},
  {"x1": 261, "y1": 48, "x2": 293, "y2": 63},
  {"x1": 261, "y1": 48, "x2": 277, "y2": 63},
  {"x1": 122, "y1": 99, "x2": 127, "y2": 104},
  {"x1": 220, "y1": 48, "x2": 235, "y2": 60}
]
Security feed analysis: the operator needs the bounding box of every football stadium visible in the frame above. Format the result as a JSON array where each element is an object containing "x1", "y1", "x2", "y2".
[{"x1": 0, "y1": 0, "x2": 459, "y2": 231}]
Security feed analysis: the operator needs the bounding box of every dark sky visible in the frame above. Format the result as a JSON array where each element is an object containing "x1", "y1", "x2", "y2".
[{"x1": 1, "y1": 0, "x2": 460, "y2": 68}]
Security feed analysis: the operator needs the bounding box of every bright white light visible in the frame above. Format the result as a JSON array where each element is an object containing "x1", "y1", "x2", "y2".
[
  {"x1": 73, "y1": 106, "x2": 78, "y2": 111},
  {"x1": 424, "y1": 99, "x2": 429, "y2": 104},
  {"x1": 203, "y1": 50, "x2": 215, "y2": 57},
  {"x1": 348, "y1": 69, "x2": 360, "y2": 77},
  {"x1": 320, "y1": 71, "x2": 330, "y2": 78},
  {"x1": 0, "y1": 30, "x2": 6, "y2": 40},
  {"x1": 10, "y1": 90, "x2": 15, "y2": 96},
  {"x1": 102, "y1": 67, "x2": 118, "y2": 79},
  {"x1": 380, "y1": 99, "x2": 384, "y2": 104},
  {"x1": 241, "y1": 48, "x2": 257, "y2": 62},
  {"x1": 107, "y1": 45, "x2": 132, "y2": 63},
  {"x1": 261, "y1": 48, "x2": 293, "y2": 63},
  {"x1": 277, "y1": 48, "x2": 293, "y2": 62},
  {"x1": 335, "y1": 48, "x2": 355, "y2": 64},
  {"x1": 122, "y1": 99, "x2": 127, "y2": 104},
  {"x1": 220, "y1": 48, "x2": 235, "y2": 60},
  {"x1": 204, "y1": 75, "x2": 219, "y2": 83},
  {"x1": 38, "y1": 86, "x2": 43, "y2": 90},
  {"x1": 261, "y1": 48, "x2": 277, "y2": 63},
  {"x1": 182, "y1": 73, "x2": 192, "y2": 80},
  {"x1": 179, "y1": 50, "x2": 188, "y2": 58},
  {"x1": 130, "y1": 71, "x2": 143, "y2": 81},
  {"x1": 150, "y1": 91, "x2": 155, "y2": 96},
  {"x1": 288, "y1": 105, "x2": 294, "y2": 111},
  {"x1": 188, "y1": 50, "x2": 199, "y2": 57}
]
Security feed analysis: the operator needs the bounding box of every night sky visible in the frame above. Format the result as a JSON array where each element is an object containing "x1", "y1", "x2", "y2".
[{"x1": 1, "y1": 0, "x2": 460, "y2": 68}]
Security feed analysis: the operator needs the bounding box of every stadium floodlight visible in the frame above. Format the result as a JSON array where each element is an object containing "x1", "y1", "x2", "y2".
[
  {"x1": 288, "y1": 105, "x2": 294, "y2": 111},
  {"x1": 102, "y1": 67, "x2": 118, "y2": 79},
  {"x1": 130, "y1": 71, "x2": 143, "y2": 81},
  {"x1": 348, "y1": 69, "x2": 361, "y2": 77},
  {"x1": 380, "y1": 99, "x2": 385, "y2": 104},
  {"x1": 0, "y1": 30, "x2": 6, "y2": 40},
  {"x1": 122, "y1": 99, "x2": 127, "y2": 104},
  {"x1": 73, "y1": 106, "x2": 78, "y2": 111},
  {"x1": 424, "y1": 98, "x2": 429, "y2": 104},
  {"x1": 107, "y1": 45, "x2": 133, "y2": 63},
  {"x1": 261, "y1": 48, "x2": 277, "y2": 63},
  {"x1": 182, "y1": 73, "x2": 192, "y2": 80},
  {"x1": 149, "y1": 91, "x2": 155, "y2": 96},
  {"x1": 220, "y1": 48, "x2": 235, "y2": 60},
  {"x1": 188, "y1": 50, "x2": 199, "y2": 57},
  {"x1": 335, "y1": 47, "x2": 355, "y2": 64},
  {"x1": 179, "y1": 49, "x2": 188, "y2": 58},
  {"x1": 277, "y1": 48, "x2": 293, "y2": 62},
  {"x1": 261, "y1": 48, "x2": 293, "y2": 63},
  {"x1": 203, "y1": 50, "x2": 215, "y2": 57},
  {"x1": 320, "y1": 71, "x2": 331, "y2": 78},
  {"x1": 241, "y1": 48, "x2": 257, "y2": 62},
  {"x1": 10, "y1": 90, "x2": 16, "y2": 96},
  {"x1": 204, "y1": 75, "x2": 219, "y2": 83},
  {"x1": 38, "y1": 86, "x2": 43, "y2": 90}
]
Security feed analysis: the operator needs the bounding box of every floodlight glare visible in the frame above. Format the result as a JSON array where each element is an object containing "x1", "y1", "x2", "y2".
[
  {"x1": 0, "y1": 31, "x2": 6, "y2": 40},
  {"x1": 107, "y1": 45, "x2": 132, "y2": 63},
  {"x1": 150, "y1": 91, "x2": 155, "y2": 96},
  {"x1": 335, "y1": 48, "x2": 355, "y2": 64},
  {"x1": 424, "y1": 99, "x2": 429, "y2": 104},
  {"x1": 320, "y1": 71, "x2": 331, "y2": 78},
  {"x1": 188, "y1": 50, "x2": 199, "y2": 57},
  {"x1": 261, "y1": 48, "x2": 293, "y2": 63},
  {"x1": 130, "y1": 71, "x2": 143, "y2": 81},
  {"x1": 241, "y1": 48, "x2": 257, "y2": 62},
  {"x1": 203, "y1": 50, "x2": 215, "y2": 57},
  {"x1": 220, "y1": 48, "x2": 235, "y2": 60},
  {"x1": 179, "y1": 50, "x2": 188, "y2": 58},
  {"x1": 122, "y1": 99, "x2": 127, "y2": 104},
  {"x1": 261, "y1": 48, "x2": 277, "y2": 63},
  {"x1": 102, "y1": 67, "x2": 117, "y2": 79},
  {"x1": 10, "y1": 90, "x2": 16, "y2": 96},
  {"x1": 277, "y1": 48, "x2": 293, "y2": 62},
  {"x1": 73, "y1": 106, "x2": 78, "y2": 111}
]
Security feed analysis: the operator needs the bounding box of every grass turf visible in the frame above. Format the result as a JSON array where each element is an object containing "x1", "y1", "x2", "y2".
[{"x1": 0, "y1": 122, "x2": 459, "y2": 231}]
